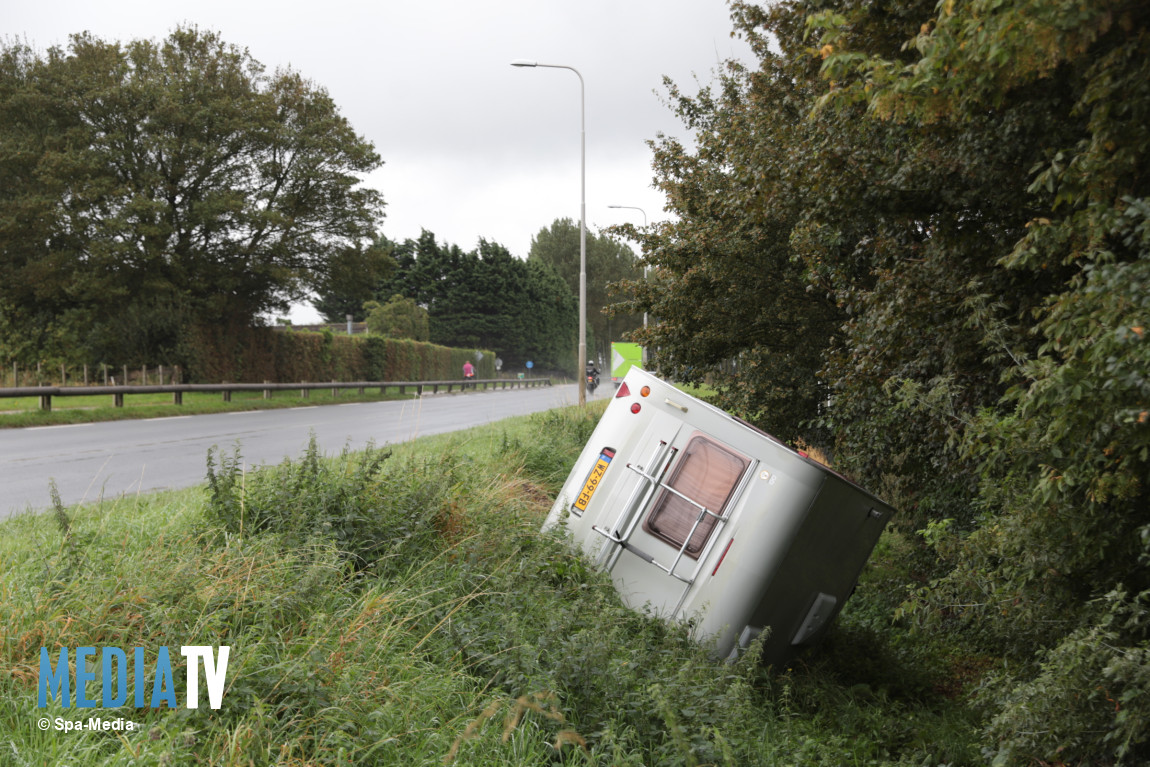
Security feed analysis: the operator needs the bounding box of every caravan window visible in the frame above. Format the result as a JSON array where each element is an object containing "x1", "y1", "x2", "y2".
[{"x1": 643, "y1": 435, "x2": 748, "y2": 558}]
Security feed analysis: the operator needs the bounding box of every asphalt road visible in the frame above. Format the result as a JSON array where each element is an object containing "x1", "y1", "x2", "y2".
[{"x1": 1, "y1": 383, "x2": 604, "y2": 519}]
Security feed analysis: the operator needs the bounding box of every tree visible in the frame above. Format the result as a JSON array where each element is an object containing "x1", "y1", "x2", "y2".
[
  {"x1": 527, "y1": 218, "x2": 644, "y2": 364},
  {"x1": 0, "y1": 27, "x2": 383, "y2": 366},
  {"x1": 623, "y1": 0, "x2": 1150, "y2": 761},
  {"x1": 312, "y1": 240, "x2": 395, "y2": 323},
  {"x1": 364, "y1": 294, "x2": 428, "y2": 341},
  {"x1": 609, "y1": 41, "x2": 846, "y2": 443},
  {"x1": 809, "y1": 1, "x2": 1150, "y2": 760},
  {"x1": 376, "y1": 230, "x2": 577, "y2": 371}
]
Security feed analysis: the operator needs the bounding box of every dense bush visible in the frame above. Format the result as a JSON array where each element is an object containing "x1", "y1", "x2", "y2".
[
  {"x1": 205, "y1": 435, "x2": 462, "y2": 576},
  {"x1": 615, "y1": 1, "x2": 1150, "y2": 762},
  {"x1": 182, "y1": 324, "x2": 494, "y2": 383}
]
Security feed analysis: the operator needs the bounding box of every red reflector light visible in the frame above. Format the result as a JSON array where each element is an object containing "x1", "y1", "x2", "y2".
[
  {"x1": 711, "y1": 538, "x2": 734, "y2": 576},
  {"x1": 630, "y1": 403, "x2": 642, "y2": 414},
  {"x1": 616, "y1": 382, "x2": 631, "y2": 398}
]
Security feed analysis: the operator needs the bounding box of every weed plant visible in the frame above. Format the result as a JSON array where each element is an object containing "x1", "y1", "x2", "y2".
[{"x1": 1, "y1": 404, "x2": 984, "y2": 765}]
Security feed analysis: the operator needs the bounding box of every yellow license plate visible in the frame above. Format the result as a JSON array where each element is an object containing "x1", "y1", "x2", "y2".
[{"x1": 573, "y1": 448, "x2": 615, "y2": 514}]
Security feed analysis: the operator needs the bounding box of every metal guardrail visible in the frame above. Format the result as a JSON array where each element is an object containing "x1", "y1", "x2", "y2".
[{"x1": 0, "y1": 378, "x2": 552, "y2": 412}]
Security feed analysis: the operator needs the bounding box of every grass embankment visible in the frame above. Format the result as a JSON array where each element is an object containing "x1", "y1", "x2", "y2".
[{"x1": 0, "y1": 405, "x2": 984, "y2": 766}]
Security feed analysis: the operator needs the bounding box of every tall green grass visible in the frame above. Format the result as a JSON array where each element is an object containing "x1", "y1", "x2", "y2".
[{"x1": 0, "y1": 404, "x2": 983, "y2": 766}]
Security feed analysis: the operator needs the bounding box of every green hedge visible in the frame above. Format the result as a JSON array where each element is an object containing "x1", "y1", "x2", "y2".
[{"x1": 184, "y1": 325, "x2": 495, "y2": 383}]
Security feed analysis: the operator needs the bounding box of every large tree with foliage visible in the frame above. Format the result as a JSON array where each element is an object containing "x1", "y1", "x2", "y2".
[
  {"x1": 810, "y1": 1, "x2": 1150, "y2": 761},
  {"x1": 0, "y1": 26, "x2": 384, "y2": 366},
  {"x1": 377, "y1": 230, "x2": 576, "y2": 371},
  {"x1": 527, "y1": 218, "x2": 644, "y2": 365},
  {"x1": 312, "y1": 240, "x2": 395, "y2": 324},
  {"x1": 621, "y1": 0, "x2": 1149, "y2": 762}
]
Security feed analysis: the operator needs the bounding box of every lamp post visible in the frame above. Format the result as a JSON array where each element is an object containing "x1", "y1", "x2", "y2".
[
  {"x1": 607, "y1": 204, "x2": 647, "y2": 226},
  {"x1": 608, "y1": 204, "x2": 650, "y2": 334},
  {"x1": 511, "y1": 59, "x2": 587, "y2": 406}
]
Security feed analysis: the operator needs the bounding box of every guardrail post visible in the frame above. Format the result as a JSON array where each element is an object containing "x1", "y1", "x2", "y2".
[
  {"x1": 39, "y1": 392, "x2": 51, "y2": 411},
  {"x1": 263, "y1": 380, "x2": 271, "y2": 400},
  {"x1": 331, "y1": 380, "x2": 339, "y2": 398},
  {"x1": 114, "y1": 392, "x2": 124, "y2": 407},
  {"x1": 173, "y1": 391, "x2": 182, "y2": 405},
  {"x1": 223, "y1": 389, "x2": 232, "y2": 403}
]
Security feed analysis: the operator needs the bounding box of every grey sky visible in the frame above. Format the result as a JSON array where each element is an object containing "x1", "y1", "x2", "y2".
[{"x1": 7, "y1": 1, "x2": 752, "y2": 320}]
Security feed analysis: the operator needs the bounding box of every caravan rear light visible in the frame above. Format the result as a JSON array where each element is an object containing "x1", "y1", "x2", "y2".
[
  {"x1": 616, "y1": 382, "x2": 631, "y2": 398},
  {"x1": 640, "y1": 386, "x2": 651, "y2": 397},
  {"x1": 630, "y1": 402, "x2": 642, "y2": 414}
]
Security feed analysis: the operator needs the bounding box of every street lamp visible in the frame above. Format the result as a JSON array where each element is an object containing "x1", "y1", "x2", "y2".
[
  {"x1": 608, "y1": 205, "x2": 650, "y2": 334},
  {"x1": 607, "y1": 204, "x2": 647, "y2": 226},
  {"x1": 511, "y1": 58, "x2": 587, "y2": 406}
]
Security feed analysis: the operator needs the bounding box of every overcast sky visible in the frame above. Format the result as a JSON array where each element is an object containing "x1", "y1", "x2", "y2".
[{"x1": 8, "y1": 1, "x2": 753, "y2": 321}]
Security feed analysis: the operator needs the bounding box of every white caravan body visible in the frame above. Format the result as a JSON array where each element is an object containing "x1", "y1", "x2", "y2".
[{"x1": 544, "y1": 368, "x2": 893, "y2": 664}]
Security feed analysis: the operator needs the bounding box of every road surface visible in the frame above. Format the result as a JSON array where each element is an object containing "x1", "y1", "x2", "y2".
[{"x1": 0, "y1": 383, "x2": 605, "y2": 519}]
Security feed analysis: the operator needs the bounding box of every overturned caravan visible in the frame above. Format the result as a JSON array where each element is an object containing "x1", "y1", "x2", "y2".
[{"x1": 544, "y1": 368, "x2": 894, "y2": 665}]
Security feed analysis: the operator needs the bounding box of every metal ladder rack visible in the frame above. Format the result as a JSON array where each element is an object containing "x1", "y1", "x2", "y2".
[{"x1": 591, "y1": 439, "x2": 737, "y2": 615}]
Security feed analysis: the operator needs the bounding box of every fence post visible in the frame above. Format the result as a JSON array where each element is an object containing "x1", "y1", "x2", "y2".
[
  {"x1": 123, "y1": 365, "x2": 128, "y2": 386},
  {"x1": 61, "y1": 363, "x2": 66, "y2": 386}
]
